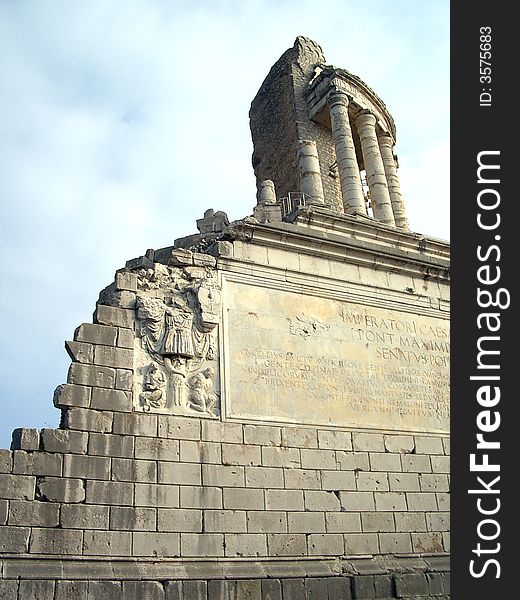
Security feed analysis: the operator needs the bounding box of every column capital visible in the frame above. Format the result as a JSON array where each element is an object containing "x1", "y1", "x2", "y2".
[
  {"x1": 326, "y1": 87, "x2": 350, "y2": 108},
  {"x1": 354, "y1": 109, "x2": 377, "y2": 127},
  {"x1": 376, "y1": 131, "x2": 395, "y2": 147}
]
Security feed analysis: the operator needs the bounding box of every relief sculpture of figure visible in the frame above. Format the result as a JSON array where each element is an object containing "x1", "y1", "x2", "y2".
[
  {"x1": 167, "y1": 357, "x2": 187, "y2": 407},
  {"x1": 136, "y1": 296, "x2": 167, "y2": 361},
  {"x1": 139, "y1": 363, "x2": 167, "y2": 411},
  {"x1": 162, "y1": 299, "x2": 195, "y2": 358},
  {"x1": 187, "y1": 367, "x2": 218, "y2": 416}
]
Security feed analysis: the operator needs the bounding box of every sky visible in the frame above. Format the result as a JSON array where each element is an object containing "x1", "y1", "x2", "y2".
[{"x1": 0, "y1": 0, "x2": 449, "y2": 447}]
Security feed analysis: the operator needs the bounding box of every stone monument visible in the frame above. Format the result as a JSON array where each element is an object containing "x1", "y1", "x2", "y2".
[{"x1": 0, "y1": 37, "x2": 450, "y2": 599}]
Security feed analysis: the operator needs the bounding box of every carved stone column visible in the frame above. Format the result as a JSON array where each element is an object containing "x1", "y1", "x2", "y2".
[
  {"x1": 327, "y1": 89, "x2": 366, "y2": 215},
  {"x1": 296, "y1": 140, "x2": 325, "y2": 205},
  {"x1": 256, "y1": 179, "x2": 277, "y2": 205},
  {"x1": 378, "y1": 132, "x2": 410, "y2": 230},
  {"x1": 355, "y1": 111, "x2": 395, "y2": 226}
]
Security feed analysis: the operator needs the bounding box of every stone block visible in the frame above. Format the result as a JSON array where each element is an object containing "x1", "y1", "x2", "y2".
[
  {"x1": 175, "y1": 581, "x2": 207, "y2": 600},
  {"x1": 351, "y1": 576, "x2": 375, "y2": 599},
  {"x1": 426, "y1": 511, "x2": 449, "y2": 532},
  {"x1": 41, "y1": 428, "x2": 88, "y2": 454},
  {"x1": 55, "y1": 581, "x2": 89, "y2": 600},
  {"x1": 401, "y1": 454, "x2": 432, "y2": 473},
  {"x1": 262, "y1": 579, "x2": 282, "y2": 600},
  {"x1": 436, "y1": 492, "x2": 450, "y2": 511},
  {"x1": 427, "y1": 572, "x2": 450, "y2": 596},
  {"x1": 11, "y1": 428, "x2": 39, "y2": 451},
  {"x1": 0, "y1": 499, "x2": 7, "y2": 525},
  {"x1": 61, "y1": 504, "x2": 110, "y2": 529},
  {"x1": 86, "y1": 480, "x2": 133, "y2": 506},
  {"x1": 431, "y1": 455, "x2": 450, "y2": 474},
  {"x1": 93, "y1": 345, "x2": 133, "y2": 369},
  {"x1": 111, "y1": 506, "x2": 156, "y2": 531},
  {"x1": 116, "y1": 327, "x2": 134, "y2": 348},
  {"x1": 83, "y1": 530, "x2": 132, "y2": 556},
  {"x1": 90, "y1": 388, "x2": 132, "y2": 412},
  {"x1": 336, "y1": 451, "x2": 370, "y2": 471},
  {"x1": 225, "y1": 533, "x2": 267, "y2": 556},
  {"x1": 181, "y1": 533, "x2": 224, "y2": 557},
  {"x1": 338, "y1": 491, "x2": 375, "y2": 512},
  {"x1": 13, "y1": 450, "x2": 62, "y2": 477},
  {"x1": 115, "y1": 368, "x2": 133, "y2": 390},
  {"x1": 0, "y1": 581, "x2": 19, "y2": 599},
  {"x1": 180, "y1": 440, "x2": 221, "y2": 464},
  {"x1": 222, "y1": 443, "x2": 261, "y2": 466},
  {"x1": 112, "y1": 412, "x2": 157, "y2": 437},
  {"x1": 68, "y1": 363, "x2": 116, "y2": 388},
  {"x1": 394, "y1": 573, "x2": 429, "y2": 597},
  {"x1": 204, "y1": 509, "x2": 247, "y2": 533},
  {"x1": 0, "y1": 473, "x2": 35, "y2": 500},
  {"x1": 442, "y1": 437, "x2": 450, "y2": 455},
  {"x1": 223, "y1": 488, "x2": 264, "y2": 510},
  {"x1": 344, "y1": 532, "x2": 379, "y2": 555},
  {"x1": 261, "y1": 446, "x2": 300, "y2": 468},
  {"x1": 281, "y1": 426, "x2": 318, "y2": 448},
  {"x1": 112, "y1": 458, "x2": 157, "y2": 483},
  {"x1": 265, "y1": 489, "x2": 302, "y2": 511},
  {"x1": 321, "y1": 470, "x2": 356, "y2": 491},
  {"x1": 307, "y1": 533, "x2": 344, "y2": 555},
  {"x1": 94, "y1": 304, "x2": 135, "y2": 328},
  {"x1": 0, "y1": 526, "x2": 30, "y2": 552},
  {"x1": 158, "y1": 415, "x2": 201, "y2": 440},
  {"x1": 87, "y1": 582, "x2": 122, "y2": 600},
  {"x1": 88, "y1": 432, "x2": 134, "y2": 458},
  {"x1": 37, "y1": 476, "x2": 85, "y2": 503},
  {"x1": 384, "y1": 434, "x2": 415, "y2": 454},
  {"x1": 180, "y1": 486, "x2": 221, "y2": 509},
  {"x1": 414, "y1": 435, "x2": 445, "y2": 455},
  {"x1": 356, "y1": 472, "x2": 389, "y2": 492},
  {"x1": 122, "y1": 582, "x2": 165, "y2": 600},
  {"x1": 352, "y1": 433, "x2": 385, "y2": 452},
  {"x1": 247, "y1": 511, "x2": 287, "y2": 533},
  {"x1": 378, "y1": 532, "x2": 412, "y2": 554},
  {"x1": 369, "y1": 452, "x2": 402, "y2": 472},
  {"x1": 0, "y1": 449, "x2": 12, "y2": 473},
  {"x1": 419, "y1": 473, "x2": 450, "y2": 492},
  {"x1": 158, "y1": 508, "x2": 202, "y2": 532},
  {"x1": 243, "y1": 424, "x2": 281, "y2": 446},
  {"x1": 245, "y1": 466, "x2": 283, "y2": 488},
  {"x1": 374, "y1": 575, "x2": 393, "y2": 598},
  {"x1": 65, "y1": 340, "x2": 94, "y2": 364},
  {"x1": 325, "y1": 512, "x2": 361, "y2": 533},
  {"x1": 201, "y1": 421, "x2": 243, "y2": 443},
  {"x1": 284, "y1": 469, "x2": 321, "y2": 490},
  {"x1": 53, "y1": 384, "x2": 91, "y2": 409},
  {"x1": 288, "y1": 512, "x2": 325, "y2": 533},
  {"x1": 30, "y1": 528, "x2": 83, "y2": 554},
  {"x1": 133, "y1": 532, "x2": 180, "y2": 557},
  {"x1": 394, "y1": 512, "x2": 427, "y2": 533},
  {"x1": 304, "y1": 490, "x2": 341, "y2": 511},
  {"x1": 327, "y1": 577, "x2": 352, "y2": 600},
  {"x1": 63, "y1": 454, "x2": 110, "y2": 480},
  {"x1": 388, "y1": 473, "x2": 420, "y2": 492},
  {"x1": 317, "y1": 429, "x2": 352, "y2": 450},
  {"x1": 8, "y1": 500, "x2": 59, "y2": 527},
  {"x1": 300, "y1": 448, "x2": 336, "y2": 470},
  {"x1": 267, "y1": 533, "x2": 307, "y2": 556},
  {"x1": 374, "y1": 492, "x2": 407, "y2": 511},
  {"x1": 135, "y1": 437, "x2": 179, "y2": 461},
  {"x1": 18, "y1": 580, "x2": 55, "y2": 600},
  {"x1": 411, "y1": 531, "x2": 444, "y2": 553},
  {"x1": 202, "y1": 464, "x2": 244, "y2": 487},
  {"x1": 75, "y1": 323, "x2": 118, "y2": 346},
  {"x1": 136, "y1": 483, "x2": 179, "y2": 508},
  {"x1": 406, "y1": 492, "x2": 438, "y2": 512},
  {"x1": 281, "y1": 579, "x2": 305, "y2": 600},
  {"x1": 62, "y1": 407, "x2": 113, "y2": 433},
  {"x1": 306, "y1": 578, "x2": 329, "y2": 600},
  {"x1": 361, "y1": 512, "x2": 395, "y2": 533}
]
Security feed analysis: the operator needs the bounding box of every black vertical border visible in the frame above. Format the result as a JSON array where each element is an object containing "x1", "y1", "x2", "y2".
[{"x1": 451, "y1": 2, "x2": 515, "y2": 598}]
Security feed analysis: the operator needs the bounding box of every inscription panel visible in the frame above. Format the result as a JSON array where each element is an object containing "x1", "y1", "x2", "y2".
[{"x1": 222, "y1": 281, "x2": 449, "y2": 433}]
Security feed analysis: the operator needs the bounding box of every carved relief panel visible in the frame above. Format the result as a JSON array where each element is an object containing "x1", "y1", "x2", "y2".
[{"x1": 133, "y1": 263, "x2": 221, "y2": 418}]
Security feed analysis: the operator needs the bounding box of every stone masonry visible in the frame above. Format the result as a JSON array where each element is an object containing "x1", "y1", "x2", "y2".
[{"x1": 0, "y1": 38, "x2": 449, "y2": 599}]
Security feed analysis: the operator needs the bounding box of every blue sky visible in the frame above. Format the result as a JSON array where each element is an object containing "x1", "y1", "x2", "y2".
[{"x1": 0, "y1": 0, "x2": 449, "y2": 447}]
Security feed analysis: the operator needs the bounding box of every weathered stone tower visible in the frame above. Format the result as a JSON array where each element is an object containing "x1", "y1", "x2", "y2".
[{"x1": 0, "y1": 38, "x2": 450, "y2": 599}]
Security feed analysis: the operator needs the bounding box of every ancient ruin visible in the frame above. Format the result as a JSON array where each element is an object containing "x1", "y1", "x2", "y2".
[{"x1": 0, "y1": 37, "x2": 450, "y2": 599}]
